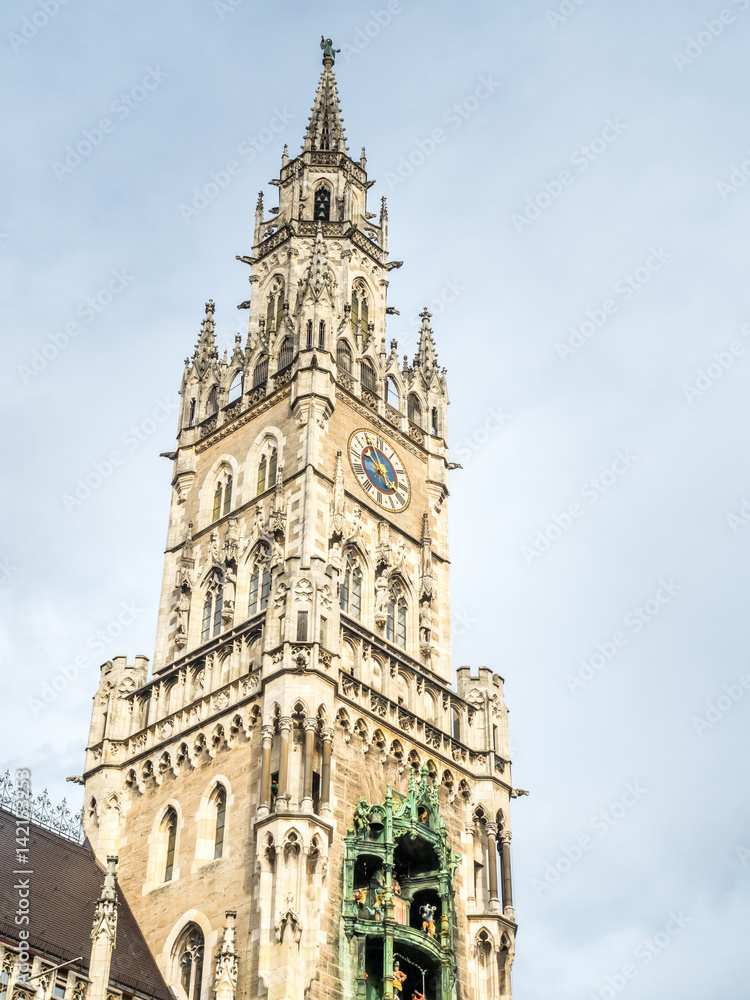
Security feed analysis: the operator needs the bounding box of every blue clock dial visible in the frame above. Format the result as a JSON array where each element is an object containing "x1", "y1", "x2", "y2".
[{"x1": 347, "y1": 429, "x2": 411, "y2": 512}]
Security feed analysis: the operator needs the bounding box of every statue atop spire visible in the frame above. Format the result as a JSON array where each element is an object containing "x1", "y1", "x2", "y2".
[{"x1": 320, "y1": 35, "x2": 340, "y2": 68}]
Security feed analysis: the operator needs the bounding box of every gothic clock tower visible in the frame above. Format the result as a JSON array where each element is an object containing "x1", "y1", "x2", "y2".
[{"x1": 81, "y1": 40, "x2": 519, "y2": 1000}]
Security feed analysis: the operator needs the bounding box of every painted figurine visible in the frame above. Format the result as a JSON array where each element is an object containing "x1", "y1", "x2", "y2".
[
  {"x1": 420, "y1": 903, "x2": 436, "y2": 937},
  {"x1": 393, "y1": 962, "x2": 407, "y2": 992}
]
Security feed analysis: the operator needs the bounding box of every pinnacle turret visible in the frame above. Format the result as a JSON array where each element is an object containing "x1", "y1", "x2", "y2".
[
  {"x1": 192, "y1": 299, "x2": 219, "y2": 376},
  {"x1": 414, "y1": 307, "x2": 439, "y2": 376}
]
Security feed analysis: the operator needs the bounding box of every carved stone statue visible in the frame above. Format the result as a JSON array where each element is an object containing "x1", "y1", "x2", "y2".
[{"x1": 374, "y1": 574, "x2": 389, "y2": 623}]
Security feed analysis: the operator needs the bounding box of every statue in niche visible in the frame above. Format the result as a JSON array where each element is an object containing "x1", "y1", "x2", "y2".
[
  {"x1": 419, "y1": 604, "x2": 432, "y2": 644},
  {"x1": 374, "y1": 574, "x2": 389, "y2": 622}
]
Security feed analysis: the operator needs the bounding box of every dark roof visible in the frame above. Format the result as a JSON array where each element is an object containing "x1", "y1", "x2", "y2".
[{"x1": 0, "y1": 809, "x2": 171, "y2": 1000}]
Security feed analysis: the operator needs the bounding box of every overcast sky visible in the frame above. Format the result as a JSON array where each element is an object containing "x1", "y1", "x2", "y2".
[{"x1": 2, "y1": 0, "x2": 749, "y2": 996}]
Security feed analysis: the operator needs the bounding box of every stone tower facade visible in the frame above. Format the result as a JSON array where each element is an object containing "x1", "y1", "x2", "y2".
[{"x1": 82, "y1": 43, "x2": 518, "y2": 1000}]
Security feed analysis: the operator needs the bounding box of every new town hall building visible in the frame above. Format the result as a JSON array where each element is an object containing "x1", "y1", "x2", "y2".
[{"x1": 2, "y1": 42, "x2": 522, "y2": 1000}]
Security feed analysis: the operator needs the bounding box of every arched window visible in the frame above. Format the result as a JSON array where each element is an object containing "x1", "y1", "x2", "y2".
[
  {"x1": 266, "y1": 279, "x2": 284, "y2": 333},
  {"x1": 314, "y1": 186, "x2": 331, "y2": 221},
  {"x1": 319, "y1": 320, "x2": 326, "y2": 349},
  {"x1": 385, "y1": 376, "x2": 400, "y2": 409},
  {"x1": 339, "y1": 553, "x2": 362, "y2": 620},
  {"x1": 188, "y1": 399, "x2": 196, "y2": 427},
  {"x1": 257, "y1": 455, "x2": 266, "y2": 495},
  {"x1": 397, "y1": 672, "x2": 409, "y2": 708},
  {"x1": 337, "y1": 340, "x2": 353, "y2": 372},
  {"x1": 212, "y1": 473, "x2": 232, "y2": 523},
  {"x1": 201, "y1": 576, "x2": 224, "y2": 642},
  {"x1": 360, "y1": 359, "x2": 377, "y2": 393},
  {"x1": 387, "y1": 582, "x2": 407, "y2": 648},
  {"x1": 248, "y1": 547, "x2": 272, "y2": 616},
  {"x1": 253, "y1": 357, "x2": 269, "y2": 387},
  {"x1": 278, "y1": 337, "x2": 294, "y2": 371},
  {"x1": 425, "y1": 691, "x2": 437, "y2": 725},
  {"x1": 163, "y1": 807, "x2": 177, "y2": 882},
  {"x1": 175, "y1": 925, "x2": 204, "y2": 1000},
  {"x1": 212, "y1": 785, "x2": 226, "y2": 859},
  {"x1": 207, "y1": 386, "x2": 219, "y2": 416},
  {"x1": 257, "y1": 447, "x2": 278, "y2": 494},
  {"x1": 306, "y1": 319, "x2": 313, "y2": 349},
  {"x1": 408, "y1": 394, "x2": 422, "y2": 426},
  {"x1": 228, "y1": 372, "x2": 243, "y2": 403},
  {"x1": 431, "y1": 407, "x2": 440, "y2": 436},
  {"x1": 451, "y1": 706, "x2": 461, "y2": 741},
  {"x1": 351, "y1": 285, "x2": 370, "y2": 339}
]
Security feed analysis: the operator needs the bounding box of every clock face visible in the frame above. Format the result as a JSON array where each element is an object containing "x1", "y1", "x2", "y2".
[{"x1": 347, "y1": 428, "x2": 411, "y2": 513}]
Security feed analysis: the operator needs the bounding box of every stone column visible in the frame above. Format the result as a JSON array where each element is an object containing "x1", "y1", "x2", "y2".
[
  {"x1": 486, "y1": 823, "x2": 500, "y2": 910},
  {"x1": 277, "y1": 717, "x2": 292, "y2": 808},
  {"x1": 301, "y1": 719, "x2": 317, "y2": 811},
  {"x1": 258, "y1": 725, "x2": 275, "y2": 816},
  {"x1": 500, "y1": 831, "x2": 514, "y2": 918},
  {"x1": 320, "y1": 727, "x2": 334, "y2": 814}
]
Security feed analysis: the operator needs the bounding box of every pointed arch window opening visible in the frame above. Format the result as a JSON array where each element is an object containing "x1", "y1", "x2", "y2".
[
  {"x1": 201, "y1": 575, "x2": 224, "y2": 642},
  {"x1": 207, "y1": 386, "x2": 219, "y2": 416},
  {"x1": 212, "y1": 474, "x2": 232, "y2": 523},
  {"x1": 257, "y1": 447, "x2": 278, "y2": 495},
  {"x1": 253, "y1": 356, "x2": 269, "y2": 388},
  {"x1": 314, "y1": 186, "x2": 331, "y2": 221},
  {"x1": 360, "y1": 359, "x2": 377, "y2": 394},
  {"x1": 339, "y1": 553, "x2": 362, "y2": 620},
  {"x1": 408, "y1": 393, "x2": 423, "y2": 427},
  {"x1": 306, "y1": 319, "x2": 314, "y2": 350},
  {"x1": 213, "y1": 785, "x2": 226, "y2": 859},
  {"x1": 177, "y1": 928, "x2": 204, "y2": 1000},
  {"x1": 163, "y1": 808, "x2": 177, "y2": 882},
  {"x1": 318, "y1": 320, "x2": 326, "y2": 349},
  {"x1": 248, "y1": 556, "x2": 272, "y2": 616},
  {"x1": 188, "y1": 399, "x2": 196, "y2": 427},
  {"x1": 385, "y1": 376, "x2": 400, "y2": 409},
  {"x1": 337, "y1": 340, "x2": 353, "y2": 372},
  {"x1": 228, "y1": 372, "x2": 243, "y2": 403},
  {"x1": 278, "y1": 337, "x2": 294, "y2": 372},
  {"x1": 387, "y1": 582, "x2": 407, "y2": 649}
]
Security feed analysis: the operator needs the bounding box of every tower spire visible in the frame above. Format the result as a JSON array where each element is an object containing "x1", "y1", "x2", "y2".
[{"x1": 304, "y1": 38, "x2": 347, "y2": 153}]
